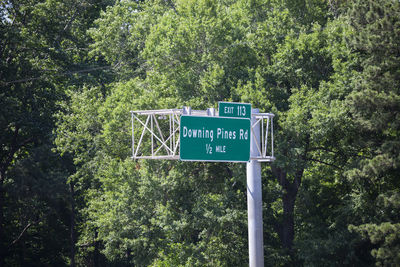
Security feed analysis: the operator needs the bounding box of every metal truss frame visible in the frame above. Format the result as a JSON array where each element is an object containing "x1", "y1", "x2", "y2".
[{"x1": 131, "y1": 107, "x2": 275, "y2": 162}]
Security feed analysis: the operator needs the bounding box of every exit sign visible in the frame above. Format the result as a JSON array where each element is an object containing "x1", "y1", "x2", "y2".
[
  {"x1": 218, "y1": 102, "x2": 251, "y2": 119},
  {"x1": 180, "y1": 116, "x2": 250, "y2": 162}
]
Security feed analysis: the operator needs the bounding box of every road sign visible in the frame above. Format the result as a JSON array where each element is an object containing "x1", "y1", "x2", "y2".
[
  {"x1": 180, "y1": 116, "x2": 250, "y2": 162},
  {"x1": 218, "y1": 102, "x2": 252, "y2": 119}
]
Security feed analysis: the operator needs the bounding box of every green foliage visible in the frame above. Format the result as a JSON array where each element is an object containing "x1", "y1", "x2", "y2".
[
  {"x1": 3, "y1": 143, "x2": 72, "y2": 266},
  {"x1": 341, "y1": 0, "x2": 400, "y2": 264},
  {"x1": 1, "y1": 0, "x2": 114, "y2": 265},
  {"x1": 3, "y1": 0, "x2": 400, "y2": 266},
  {"x1": 350, "y1": 222, "x2": 400, "y2": 267}
]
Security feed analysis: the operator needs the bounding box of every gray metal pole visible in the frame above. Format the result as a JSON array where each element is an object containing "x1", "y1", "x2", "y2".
[{"x1": 247, "y1": 108, "x2": 264, "y2": 267}]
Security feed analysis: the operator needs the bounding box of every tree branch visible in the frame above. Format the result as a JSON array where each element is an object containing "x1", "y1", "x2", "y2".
[
  {"x1": 8, "y1": 220, "x2": 38, "y2": 247},
  {"x1": 309, "y1": 146, "x2": 340, "y2": 154},
  {"x1": 1, "y1": 126, "x2": 34, "y2": 180},
  {"x1": 306, "y1": 157, "x2": 342, "y2": 170}
]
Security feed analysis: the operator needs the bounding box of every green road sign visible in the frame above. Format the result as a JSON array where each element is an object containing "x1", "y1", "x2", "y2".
[
  {"x1": 218, "y1": 102, "x2": 252, "y2": 119},
  {"x1": 180, "y1": 116, "x2": 250, "y2": 162}
]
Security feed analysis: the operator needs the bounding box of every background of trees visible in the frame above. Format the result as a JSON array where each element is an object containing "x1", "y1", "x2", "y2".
[{"x1": 1, "y1": 0, "x2": 399, "y2": 266}]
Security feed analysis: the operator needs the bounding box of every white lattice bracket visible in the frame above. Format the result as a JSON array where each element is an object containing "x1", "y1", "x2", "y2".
[{"x1": 249, "y1": 113, "x2": 275, "y2": 162}]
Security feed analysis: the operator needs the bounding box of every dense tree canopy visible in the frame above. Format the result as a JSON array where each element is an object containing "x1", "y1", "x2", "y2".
[
  {"x1": 1, "y1": 0, "x2": 399, "y2": 266},
  {"x1": 0, "y1": 0, "x2": 113, "y2": 265}
]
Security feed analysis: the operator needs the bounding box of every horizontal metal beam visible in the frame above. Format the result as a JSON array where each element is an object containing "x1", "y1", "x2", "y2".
[{"x1": 130, "y1": 155, "x2": 180, "y2": 160}]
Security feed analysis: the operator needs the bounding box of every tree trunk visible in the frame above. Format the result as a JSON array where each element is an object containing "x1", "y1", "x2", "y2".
[
  {"x1": 69, "y1": 183, "x2": 76, "y2": 267},
  {"x1": 272, "y1": 167, "x2": 303, "y2": 254},
  {"x1": 0, "y1": 170, "x2": 5, "y2": 267},
  {"x1": 281, "y1": 184, "x2": 297, "y2": 251},
  {"x1": 0, "y1": 126, "x2": 31, "y2": 267},
  {"x1": 94, "y1": 230, "x2": 99, "y2": 267}
]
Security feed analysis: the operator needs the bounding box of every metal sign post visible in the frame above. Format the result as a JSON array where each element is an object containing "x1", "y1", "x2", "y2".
[
  {"x1": 130, "y1": 105, "x2": 275, "y2": 267},
  {"x1": 247, "y1": 109, "x2": 264, "y2": 267}
]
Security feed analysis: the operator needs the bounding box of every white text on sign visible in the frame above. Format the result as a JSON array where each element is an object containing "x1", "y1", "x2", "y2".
[
  {"x1": 182, "y1": 126, "x2": 248, "y2": 142},
  {"x1": 204, "y1": 144, "x2": 226, "y2": 154}
]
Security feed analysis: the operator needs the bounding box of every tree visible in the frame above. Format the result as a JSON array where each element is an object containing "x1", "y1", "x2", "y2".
[
  {"x1": 58, "y1": 0, "x2": 346, "y2": 264},
  {"x1": 291, "y1": 0, "x2": 400, "y2": 264},
  {"x1": 54, "y1": 0, "x2": 400, "y2": 265},
  {"x1": 235, "y1": 1, "x2": 339, "y2": 261},
  {"x1": 0, "y1": 0, "x2": 113, "y2": 265},
  {"x1": 57, "y1": 0, "x2": 255, "y2": 264},
  {"x1": 344, "y1": 0, "x2": 400, "y2": 265}
]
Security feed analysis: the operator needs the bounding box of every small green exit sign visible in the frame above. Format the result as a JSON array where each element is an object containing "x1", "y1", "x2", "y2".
[{"x1": 218, "y1": 102, "x2": 251, "y2": 119}]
